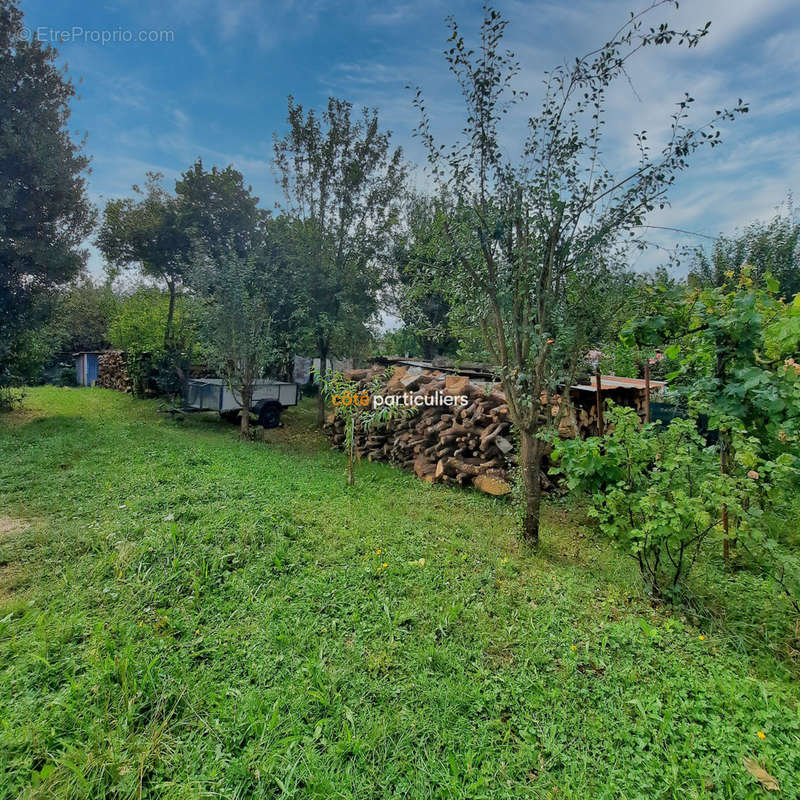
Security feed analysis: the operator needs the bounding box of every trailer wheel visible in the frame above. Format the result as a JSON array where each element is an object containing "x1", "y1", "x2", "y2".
[{"x1": 257, "y1": 402, "x2": 282, "y2": 429}]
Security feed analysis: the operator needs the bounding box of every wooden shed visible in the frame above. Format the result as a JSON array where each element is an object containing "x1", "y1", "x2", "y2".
[{"x1": 74, "y1": 352, "x2": 101, "y2": 386}]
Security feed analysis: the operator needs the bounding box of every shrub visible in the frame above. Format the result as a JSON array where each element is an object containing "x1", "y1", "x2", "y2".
[
  {"x1": 0, "y1": 383, "x2": 25, "y2": 412},
  {"x1": 553, "y1": 406, "x2": 799, "y2": 600},
  {"x1": 553, "y1": 408, "x2": 724, "y2": 597}
]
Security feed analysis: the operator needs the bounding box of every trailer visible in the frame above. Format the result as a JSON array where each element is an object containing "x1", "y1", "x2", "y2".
[{"x1": 182, "y1": 378, "x2": 299, "y2": 428}]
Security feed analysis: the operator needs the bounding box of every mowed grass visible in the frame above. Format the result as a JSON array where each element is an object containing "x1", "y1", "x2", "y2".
[{"x1": 1, "y1": 387, "x2": 798, "y2": 800}]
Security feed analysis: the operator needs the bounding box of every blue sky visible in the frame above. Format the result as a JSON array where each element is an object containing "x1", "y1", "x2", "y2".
[{"x1": 18, "y1": 0, "x2": 800, "y2": 279}]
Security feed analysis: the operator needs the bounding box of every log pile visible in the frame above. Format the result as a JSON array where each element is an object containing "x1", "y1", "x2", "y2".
[
  {"x1": 324, "y1": 366, "x2": 528, "y2": 496},
  {"x1": 324, "y1": 364, "x2": 657, "y2": 495},
  {"x1": 96, "y1": 350, "x2": 132, "y2": 392}
]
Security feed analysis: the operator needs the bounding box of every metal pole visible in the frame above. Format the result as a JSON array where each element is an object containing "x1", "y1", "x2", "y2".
[{"x1": 644, "y1": 360, "x2": 651, "y2": 423}]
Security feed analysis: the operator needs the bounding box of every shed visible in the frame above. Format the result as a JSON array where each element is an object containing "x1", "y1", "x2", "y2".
[{"x1": 74, "y1": 352, "x2": 101, "y2": 386}]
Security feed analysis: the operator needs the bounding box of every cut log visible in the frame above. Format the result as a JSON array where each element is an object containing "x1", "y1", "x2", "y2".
[{"x1": 473, "y1": 474, "x2": 512, "y2": 495}]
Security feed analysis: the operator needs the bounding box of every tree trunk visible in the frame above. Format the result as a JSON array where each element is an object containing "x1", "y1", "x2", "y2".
[
  {"x1": 239, "y1": 385, "x2": 252, "y2": 440},
  {"x1": 347, "y1": 441, "x2": 355, "y2": 486},
  {"x1": 165, "y1": 279, "x2": 176, "y2": 348},
  {"x1": 519, "y1": 428, "x2": 542, "y2": 545},
  {"x1": 317, "y1": 343, "x2": 328, "y2": 428}
]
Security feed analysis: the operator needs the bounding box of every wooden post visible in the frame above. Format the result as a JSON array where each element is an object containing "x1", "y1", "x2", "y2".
[
  {"x1": 595, "y1": 368, "x2": 604, "y2": 436},
  {"x1": 644, "y1": 360, "x2": 651, "y2": 423}
]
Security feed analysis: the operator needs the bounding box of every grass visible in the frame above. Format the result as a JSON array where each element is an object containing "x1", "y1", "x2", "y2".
[{"x1": 0, "y1": 386, "x2": 798, "y2": 799}]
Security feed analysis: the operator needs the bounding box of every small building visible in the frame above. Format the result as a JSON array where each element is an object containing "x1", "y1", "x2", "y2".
[{"x1": 74, "y1": 352, "x2": 101, "y2": 386}]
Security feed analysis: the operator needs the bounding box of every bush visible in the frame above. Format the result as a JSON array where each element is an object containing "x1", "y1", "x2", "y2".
[
  {"x1": 552, "y1": 408, "x2": 719, "y2": 597},
  {"x1": 0, "y1": 383, "x2": 25, "y2": 412},
  {"x1": 553, "y1": 406, "x2": 799, "y2": 600}
]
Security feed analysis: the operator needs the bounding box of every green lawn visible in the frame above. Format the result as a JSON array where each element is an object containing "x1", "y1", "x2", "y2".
[{"x1": 1, "y1": 387, "x2": 798, "y2": 799}]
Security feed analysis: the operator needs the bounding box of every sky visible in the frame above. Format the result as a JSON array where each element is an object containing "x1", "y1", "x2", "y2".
[{"x1": 17, "y1": 0, "x2": 800, "y2": 285}]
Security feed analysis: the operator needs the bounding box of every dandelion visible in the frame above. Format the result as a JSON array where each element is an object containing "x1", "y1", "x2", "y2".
[
  {"x1": 757, "y1": 730, "x2": 766, "y2": 740},
  {"x1": 376, "y1": 548, "x2": 382, "y2": 555},
  {"x1": 570, "y1": 645, "x2": 577, "y2": 652},
  {"x1": 322, "y1": 627, "x2": 327, "y2": 633},
  {"x1": 699, "y1": 635, "x2": 706, "y2": 640},
  {"x1": 382, "y1": 562, "x2": 388, "y2": 569}
]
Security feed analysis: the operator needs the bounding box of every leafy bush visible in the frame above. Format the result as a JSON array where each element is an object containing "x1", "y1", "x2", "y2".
[
  {"x1": 0, "y1": 382, "x2": 25, "y2": 412},
  {"x1": 552, "y1": 406, "x2": 798, "y2": 599}
]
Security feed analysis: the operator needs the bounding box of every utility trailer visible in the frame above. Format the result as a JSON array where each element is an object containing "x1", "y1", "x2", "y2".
[{"x1": 182, "y1": 378, "x2": 299, "y2": 428}]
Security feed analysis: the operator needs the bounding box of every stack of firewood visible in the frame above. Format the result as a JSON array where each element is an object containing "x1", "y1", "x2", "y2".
[
  {"x1": 97, "y1": 350, "x2": 132, "y2": 392},
  {"x1": 324, "y1": 364, "x2": 655, "y2": 495},
  {"x1": 325, "y1": 366, "x2": 529, "y2": 496}
]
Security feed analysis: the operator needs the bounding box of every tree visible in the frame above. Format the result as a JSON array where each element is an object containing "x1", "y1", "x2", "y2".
[
  {"x1": 391, "y1": 194, "x2": 458, "y2": 360},
  {"x1": 317, "y1": 368, "x2": 411, "y2": 486},
  {"x1": 0, "y1": 0, "x2": 95, "y2": 385},
  {"x1": 623, "y1": 267, "x2": 800, "y2": 560},
  {"x1": 97, "y1": 173, "x2": 189, "y2": 347},
  {"x1": 174, "y1": 158, "x2": 266, "y2": 260},
  {"x1": 412, "y1": 2, "x2": 747, "y2": 543},
  {"x1": 690, "y1": 204, "x2": 800, "y2": 299},
  {"x1": 49, "y1": 277, "x2": 119, "y2": 356},
  {"x1": 273, "y1": 96, "x2": 407, "y2": 425},
  {"x1": 191, "y1": 221, "x2": 294, "y2": 439}
]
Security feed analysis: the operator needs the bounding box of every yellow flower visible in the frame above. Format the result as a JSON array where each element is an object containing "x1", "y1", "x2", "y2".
[
  {"x1": 382, "y1": 562, "x2": 388, "y2": 569},
  {"x1": 376, "y1": 549, "x2": 382, "y2": 555},
  {"x1": 570, "y1": 645, "x2": 577, "y2": 652},
  {"x1": 322, "y1": 627, "x2": 327, "y2": 633},
  {"x1": 757, "y1": 730, "x2": 766, "y2": 740},
  {"x1": 699, "y1": 635, "x2": 706, "y2": 640}
]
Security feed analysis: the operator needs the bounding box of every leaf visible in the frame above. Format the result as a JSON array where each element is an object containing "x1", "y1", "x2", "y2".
[{"x1": 742, "y1": 757, "x2": 780, "y2": 791}]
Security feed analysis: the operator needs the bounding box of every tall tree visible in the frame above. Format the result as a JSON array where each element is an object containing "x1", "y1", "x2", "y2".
[
  {"x1": 174, "y1": 158, "x2": 265, "y2": 260},
  {"x1": 392, "y1": 194, "x2": 458, "y2": 360},
  {"x1": 0, "y1": 0, "x2": 95, "y2": 383},
  {"x1": 413, "y1": 2, "x2": 747, "y2": 543},
  {"x1": 690, "y1": 205, "x2": 800, "y2": 299},
  {"x1": 96, "y1": 173, "x2": 188, "y2": 347},
  {"x1": 273, "y1": 96, "x2": 406, "y2": 425}
]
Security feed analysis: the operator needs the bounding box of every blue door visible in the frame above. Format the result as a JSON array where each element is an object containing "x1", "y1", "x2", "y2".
[{"x1": 86, "y1": 354, "x2": 99, "y2": 386}]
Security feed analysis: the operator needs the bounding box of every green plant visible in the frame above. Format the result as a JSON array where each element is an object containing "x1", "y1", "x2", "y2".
[
  {"x1": 317, "y1": 368, "x2": 412, "y2": 485},
  {"x1": 0, "y1": 382, "x2": 25, "y2": 412},
  {"x1": 554, "y1": 408, "x2": 723, "y2": 597}
]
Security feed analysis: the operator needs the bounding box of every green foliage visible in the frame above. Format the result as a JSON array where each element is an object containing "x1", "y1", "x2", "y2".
[
  {"x1": 109, "y1": 287, "x2": 190, "y2": 354},
  {"x1": 48, "y1": 277, "x2": 119, "y2": 356},
  {"x1": 317, "y1": 367, "x2": 412, "y2": 485},
  {"x1": 97, "y1": 173, "x2": 189, "y2": 346},
  {"x1": 273, "y1": 95, "x2": 407, "y2": 422},
  {"x1": 0, "y1": 383, "x2": 24, "y2": 412},
  {"x1": 0, "y1": 0, "x2": 96, "y2": 382},
  {"x1": 391, "y1": 194, "x2": 458, "y2": 359},
  {"x1": 626, "y1": 270, "x2": 800, "y2": 452},
  {"x1": 690, "y1": 203, "x2": 800, "y2": 298},
  {"x1": 553, "y1": 406, "x2": 799, "y2": 599},
  {"x1": 108, "y1": 287, "x2": 197, "y2": 397},
  {"x1": 174, "y1": 158, "x2": 265, "y2": 260}
]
